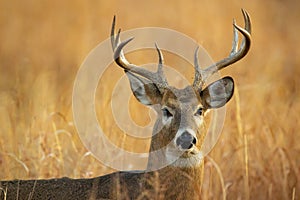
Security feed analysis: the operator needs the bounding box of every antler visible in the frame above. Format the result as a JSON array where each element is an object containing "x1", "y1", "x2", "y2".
[
  {"x1": 111, "y1": 9, "x2": 251, "y2": 91},
  {"x1": 111, "y1": 16, "x2": 168, "y2": 89},
  {"x1": 193, "y1": 9, "x2": 252, "y2": 89}
]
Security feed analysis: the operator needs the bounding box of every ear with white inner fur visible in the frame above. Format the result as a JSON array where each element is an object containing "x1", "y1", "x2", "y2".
[
  {"x1": 200, "y1": 76, "x2": 234, "y2": 109},
  {"x1": 126, "y1": 72, "x2": 162, "y2": 105}
]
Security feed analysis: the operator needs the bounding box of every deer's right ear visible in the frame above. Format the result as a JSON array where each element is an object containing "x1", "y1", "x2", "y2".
[{"x1": 126, "y1": 72, "x2": 162, "y2": 105}]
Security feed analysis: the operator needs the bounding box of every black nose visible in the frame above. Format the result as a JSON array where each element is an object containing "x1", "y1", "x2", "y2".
[{"x1": 176, "y1": 131, "x2": 197, "y2": 150}]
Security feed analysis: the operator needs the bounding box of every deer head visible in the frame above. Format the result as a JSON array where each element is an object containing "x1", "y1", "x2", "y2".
[{"x1": 111, "y1": 9, "x2": 251, "y2": 169}]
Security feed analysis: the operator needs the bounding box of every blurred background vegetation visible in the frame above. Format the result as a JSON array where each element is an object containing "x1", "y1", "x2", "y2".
[{"x1": 0, "y1": 0, "x2": 299, "y2": 199}]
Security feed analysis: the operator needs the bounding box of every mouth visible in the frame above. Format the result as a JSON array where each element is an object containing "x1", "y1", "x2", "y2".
[
  {"x1": 179, "y1": 146, "x2": 199, "y2": 158},
  {"x1": 166, "y1": 145, "x2": 203, "y2": 167}
]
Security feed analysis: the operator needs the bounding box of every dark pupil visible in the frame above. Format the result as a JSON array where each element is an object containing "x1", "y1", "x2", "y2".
[
  {"x1": 196, "y1": 108, "x2": 203, "y2": 115},
  {"x1": 163, "y1": 108, "x2": 172, "y2": 118}
]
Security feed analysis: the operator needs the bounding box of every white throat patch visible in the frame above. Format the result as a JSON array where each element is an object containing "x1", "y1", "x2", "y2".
[
  {"x1": 172, "y1": 153, "x2": 203, "y2": 168},
  {"x1": 166, "y1": 148, "x2": 204, "y2": 168}
]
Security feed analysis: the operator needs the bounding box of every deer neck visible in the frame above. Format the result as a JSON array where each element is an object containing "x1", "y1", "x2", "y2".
[{"x1": 147, "y1": 150, "x2": 204, "y2": 198}]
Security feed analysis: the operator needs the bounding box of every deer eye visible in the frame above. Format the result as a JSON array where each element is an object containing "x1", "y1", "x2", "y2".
[
  {"x1": 195, "y1": 107, "x2": 203, "y2": 116},
  {"x1": 162, "y1": 107, "x2": 173, "y2": 119}
]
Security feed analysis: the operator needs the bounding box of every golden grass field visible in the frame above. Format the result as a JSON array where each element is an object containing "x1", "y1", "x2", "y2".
[{"x1": 0, "y1": 0, "x2": 299, "y2": 199}]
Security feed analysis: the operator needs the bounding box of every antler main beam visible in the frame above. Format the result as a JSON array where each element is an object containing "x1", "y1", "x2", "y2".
[
  {"x1": 193, "y1": 9, "x2": 252, "y2": 88},
  {"x1": 111, "y1": 16, "x2": 168, "y2": 88}
]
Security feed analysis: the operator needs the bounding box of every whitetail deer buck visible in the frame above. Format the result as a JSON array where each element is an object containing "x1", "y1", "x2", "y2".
[
  {"x1": 0, "y1": 10, "x2": 251, "y2": 200},
  {"x1": 108, "y1": 8, "x2": 251, "y2": 199}
]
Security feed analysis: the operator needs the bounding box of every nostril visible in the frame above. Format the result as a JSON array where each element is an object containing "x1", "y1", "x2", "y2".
[
  {"x1": 176, "y1": 132, "x2": 197, "y2": 150},
  {"x1": 192, "y1": 137, "x2": 197, "y2": 145}
]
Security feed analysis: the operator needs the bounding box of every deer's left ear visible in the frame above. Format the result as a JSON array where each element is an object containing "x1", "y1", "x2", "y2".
[{"x1": 200, "y1": 76, "x2": 234, "y2": 109}]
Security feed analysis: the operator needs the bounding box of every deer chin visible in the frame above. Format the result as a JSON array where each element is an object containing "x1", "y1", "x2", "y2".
[{"x1": 165, "y1": 146, "x2": 203, "y2": 168}]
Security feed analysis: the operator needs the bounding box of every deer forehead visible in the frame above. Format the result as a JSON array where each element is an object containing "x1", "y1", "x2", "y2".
[{"x1": 162, "y1": 86, "x2": 202, "y2": 109}]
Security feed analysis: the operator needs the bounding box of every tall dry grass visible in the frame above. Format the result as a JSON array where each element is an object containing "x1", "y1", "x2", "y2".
[{"x1": 0, "y1": 0, "x2": 299, "y2": 199}]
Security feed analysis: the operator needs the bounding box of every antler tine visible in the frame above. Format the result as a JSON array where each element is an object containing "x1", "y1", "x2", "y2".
[
  {"x1": 193, "y1": 46, "x2": 203, "y2": 88},
  {"x1": 111, "y1": 16, "x2": 168, "y2": 87},
  {"x1": 242, "y1": 8, "x2": 252, "y2": 34},
  {"x1": 155, "y1": 43, "x2": 168, "y2": 86},
  {"x1": 201, "y1": 9, "x2": 252, "y2": 82},
  {"x1": 110, "y1": 16, "x2": 117, "y2": 51},
  {"x1": 230, "y1": 19, "x2": 239, "y2": 55},
  {"x1": 155, "y1": 43, "x2": 164, "y2": 69}
]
